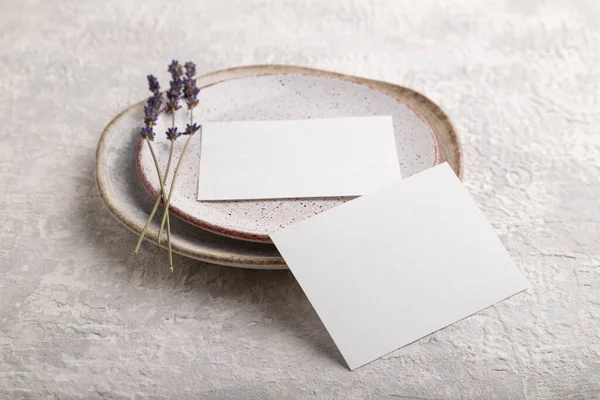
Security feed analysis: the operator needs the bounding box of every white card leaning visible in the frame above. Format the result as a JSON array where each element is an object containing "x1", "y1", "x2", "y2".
[
  {"x1": 197, "y1": 116, "x2": 400, "y2": 201},
  {"x1": 270, "y1": 163, "x2": 529, "y2": 370}
]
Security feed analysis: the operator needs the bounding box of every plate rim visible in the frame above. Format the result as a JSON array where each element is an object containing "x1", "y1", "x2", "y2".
[
  {"x1": 95, "y1": 91, "x2": 286, "y2": 268},
  {"x1": 96, "y1": 64, "x2": 463, "y2": 268},
  {"x1": 135, "y1": 66, "x2": 462, "y2": 243}
]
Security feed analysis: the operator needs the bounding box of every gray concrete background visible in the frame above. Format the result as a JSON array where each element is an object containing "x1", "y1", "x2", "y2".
[{"x1": 1, "y1": 0, "x2": 599, "y2": 398}]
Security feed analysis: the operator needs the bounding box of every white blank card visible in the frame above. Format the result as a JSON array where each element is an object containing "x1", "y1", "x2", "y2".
[
  {"x1": 270, "y1": 163, "x2": 529, "y2": 370},
  {"x1": 197, "y1": 116, "x2": 400, "y2": 201}
]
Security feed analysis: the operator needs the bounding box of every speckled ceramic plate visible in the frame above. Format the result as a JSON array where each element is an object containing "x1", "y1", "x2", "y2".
[
  {"x1": 137, "y1": 68, "x2": 461, "y2": 243},
  {"x1": 97, "y1": 65, "x2": 462, "y2": 268}
]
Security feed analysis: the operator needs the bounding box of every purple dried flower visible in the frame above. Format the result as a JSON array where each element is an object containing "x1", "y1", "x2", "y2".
[
  {"x1": 143, "y1": 104, "x2": 158, "y2": 125},
  {"x1": 165, "y1": 62, "x2": 184, "y2": 114},
  {"x1": 168, "y1": 60, "x2": 184, "y2": 78},
  {"x1": 165, "y1": 98, "x2": 181, "y2": 113},
  {"x1": 147, "y1": 92, "x2": 163, "y2": 113},
  {"x1": 166, "y1": 127, "x2": 180, "y2": 141},
  {"x1": 183, "y1": 79, "x2": 199, "y2": 97},
  {"x1": 184, "y1": 61, "x2": 196, "y2": 78},
  {"x1": 142, "y1": 87, "x2": 163, "y2": 128},
  {"x1": 166, "y1": 81, "x2": 182, "y2": 99},
  {"x1": 147, "y1": 75, "x2": 160, "y2": 93},
  {"x1": 185, "y1": 96, "x2": 199, "y2": 109},
  {"x1": 182, "y1": 78, "x2": 194, "y2": 91},
  {"x1": 184, "y1": 123, "x2": 201, "y2": 135},
  {"x1": 182, "y1": 77, "x2": 200, "y2": 110},
  {"x1": 140, "y1": 126, "x2": 155, "y2": 141}
]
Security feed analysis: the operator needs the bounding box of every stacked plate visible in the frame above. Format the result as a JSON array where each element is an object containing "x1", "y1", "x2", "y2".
[{"x1": 96, "y1": 65, "x2": 463, "y2": 269}]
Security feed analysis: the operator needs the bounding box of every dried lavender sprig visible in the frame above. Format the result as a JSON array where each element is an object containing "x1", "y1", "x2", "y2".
[
  {"x1": 158, "y1": 60, "x2": 200, "y2": 243},
  {"x1": 157, "y1": 62, "x2": 201, "y2": 263},
  {"x1": 165, "y1": 60, "x2": 183, "y2": 114},
  {"x1": 160, "y1": 127, "x2": 181, "y2": 269},
  {"x1": 165, "y1": 205, "x2": 174, "y2": 272},
  {"x1": 141, "y1": 86, "x2": 163, "y2": 135},
  {"x1": 134, "y1": 76, "x2": 172, "y2": 255},
  {"x1": 182, "y1": 79, "x2": 199, "y2": 109},
  {"x1": 158, "y1": 61, "x2": 187, "y2": 270},
  {"x1": 184, "y1": 61, "x2": 196, "y2": 78},
  {"x1": 147, "y1": 75, "x2": 160, "y2": 93},
  {"x1": 182, "y1": 61, "x2": 199, "y2": 110},
  {"x1": 168, "y1": 60, "x2": 184, "y2": 78},
  {"x1": 185, "y1": 123, "x2": 200, "y2": 135},
  {"x1": 134, "y1": 139, "x2": 175, "y2": 254},
  {"x1": 140, "y1": 126, "x2": 154, "y2": 141},
  {"x1": 162, "y1": 137, "x2": 178, "y2": 271},
  {"x1": 160, "y1": 135, "x2": 175, "y2": 271},
  {"x1": 166, "y1": 127, "x2": 180, "y2": 140},
  {"x1": 142, "y1": 137, "x2": 170, "y2": 248},
  {"x1": 135, "y1": 91, "x2": 173, "y2": 254},
  {"x1": 156, "y1": 124, "x2": 201, "y2": 244},
  {"x1": 148, "y1": 91, "x2": 163, "y2": 111}
]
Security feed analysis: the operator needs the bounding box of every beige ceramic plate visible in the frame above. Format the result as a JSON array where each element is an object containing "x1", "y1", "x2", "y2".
[
  {"x1": 97, "y1": 65, "x2": 462, "y2": 268},
  {"x1": 137, "y1": 68, "x2": 461, "y2": 243}
]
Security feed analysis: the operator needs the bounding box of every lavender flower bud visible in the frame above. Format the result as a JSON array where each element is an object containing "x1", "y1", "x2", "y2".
[
  {"x1": 182, "y1": 77, "x2": 200, "y2": 110},
  {"x1": 168, "y1": 60, "x2": 184, "y2": 79},
  {"x1": 166, "y1": 127, "x2": 180, "y2": 141},
  {"x1": 144, "y1": 101, "x2": 160, "y2": 123},
  {"x1": 147, "y1": 75, "x2": 160, "y2": 93},
  {"x1": 140, "y1": 126, "x2": 155, "y2": 141},
  {"x1": 147, "y1": 92, "x2": 163, "y2": 114},
  {"x1": 165, "y1": 98, "x2": 181, "y2": 113},
  {"x1": 165, "y1": 61, "x2": 184, "y2": 114},
  {"x1": 166, "y1": 80, "x2": 182, "y2": 99},
  {"x1": 184, "y1": 123, "x2": 201, "y2": 135},
  {"x1": 184, "y1": 61, "x2": 196, "y2": 78}
]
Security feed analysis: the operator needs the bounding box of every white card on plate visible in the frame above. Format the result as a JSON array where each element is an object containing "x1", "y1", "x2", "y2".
[
  {"x1": 269, "y1": 163, "x2": 529, "y2": 370},
  {"x1": 197, "y1": 116, "x2": 400, "y2": 201}
]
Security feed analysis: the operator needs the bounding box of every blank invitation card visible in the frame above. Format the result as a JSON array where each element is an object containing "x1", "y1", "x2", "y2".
[
  {"x1": 270, "y1": 163, "x2": 529, "y2": 370},
  {"x1": 197, "y1": 116, "x2": 400, "y2": 201}
]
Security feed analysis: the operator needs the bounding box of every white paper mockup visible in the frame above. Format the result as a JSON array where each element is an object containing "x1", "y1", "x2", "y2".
[
  {"x1": 269, "y1": 163, "x2": 529, "y2": 370},
  {"x1": 197, "y1": 116, "x2": 400, "y2": 201}
]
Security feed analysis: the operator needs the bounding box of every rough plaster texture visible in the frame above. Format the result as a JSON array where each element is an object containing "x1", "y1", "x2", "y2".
[{"x1": 1, "y1": 0, "x2": 599, "y2": 399}]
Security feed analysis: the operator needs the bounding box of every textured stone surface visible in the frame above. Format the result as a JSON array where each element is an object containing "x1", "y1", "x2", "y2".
[{"x1": 1, "y1": 0, "x2": 599, "y2": 399}]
